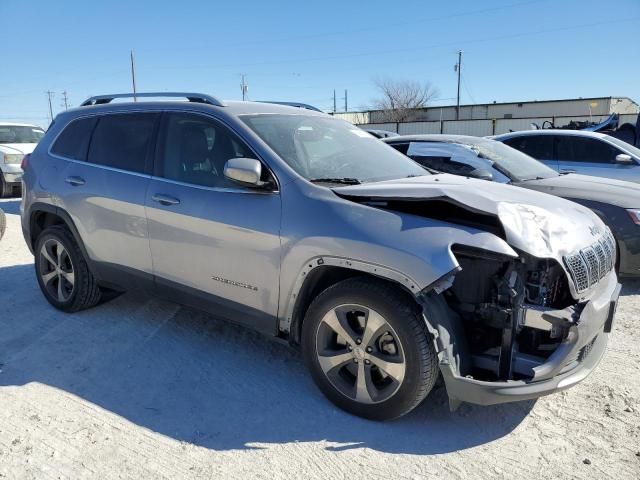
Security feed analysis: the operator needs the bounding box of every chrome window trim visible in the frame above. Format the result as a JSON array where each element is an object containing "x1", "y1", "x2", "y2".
[
  {"x1": 48, "y1": 154, "x2": 152, "y2": 179},
  {"x1": 148, "y1": 175, "x2": 279, "y2": 195}
]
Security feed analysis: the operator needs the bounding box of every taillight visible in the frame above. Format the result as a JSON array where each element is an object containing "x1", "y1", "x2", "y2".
[{"x1": 21, "y1": 153, "x2": 30, "y2": 170}]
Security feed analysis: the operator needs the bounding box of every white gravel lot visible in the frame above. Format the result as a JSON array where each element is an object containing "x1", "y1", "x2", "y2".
[{"x1": 0, "y1": 197, "x2": 639, "y2": 480}]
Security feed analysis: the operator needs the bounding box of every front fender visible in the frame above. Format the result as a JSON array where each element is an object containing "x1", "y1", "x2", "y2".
[{"x1": 278, "y1": 183, "x2": 518, "y2": 332}]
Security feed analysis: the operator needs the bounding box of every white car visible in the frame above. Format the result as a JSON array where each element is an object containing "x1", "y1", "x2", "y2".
[{"x1": 0, "y1": 122, "x2": 45, "y2": 197}]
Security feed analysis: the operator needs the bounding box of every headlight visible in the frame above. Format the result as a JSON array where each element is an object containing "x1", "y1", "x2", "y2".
[
  {"x1": 626, "y1": 209, "x2": 640, "y2": 225},
  {"x1": 3, "y1": 153, "x2": 23, "y2": 164}
]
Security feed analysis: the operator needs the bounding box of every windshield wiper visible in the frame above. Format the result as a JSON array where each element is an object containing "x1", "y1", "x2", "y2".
[{"x1": 309, "y1": 177, "x2": 361, "y2": 185}]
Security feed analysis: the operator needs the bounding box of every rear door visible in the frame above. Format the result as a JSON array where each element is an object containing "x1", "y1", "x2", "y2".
[
  {"x1": 554, "y1": 134, "x2": 640, "y2": 181},
  {"x1": 52, "y1": 112, "x2": 158, "y2": 282},
  {"x1": 145, "y1": 111, "x2": 282, "y2": 335},
  {"x1": 502, "y1": 135, "x2": 557, "y2": 171}
]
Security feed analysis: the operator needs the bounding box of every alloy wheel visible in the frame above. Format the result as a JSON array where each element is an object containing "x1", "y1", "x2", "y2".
[
  {"x1": 39, "y1": 238, "x2": 75, "y2": 302},
  {"x1": 315, "y1": 304, "x2": 406, "y2": 404}
]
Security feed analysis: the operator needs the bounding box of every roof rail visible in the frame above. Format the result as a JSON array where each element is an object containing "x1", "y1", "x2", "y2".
[
  {"x1": 80, "y1": 92, "x2": 226, "y2": 107},
  {"x1": 257, "y1": 101, "x2": 322, "y2": 112}
]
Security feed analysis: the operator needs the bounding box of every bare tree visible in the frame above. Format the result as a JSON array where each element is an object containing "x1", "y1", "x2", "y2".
[{"x1": 371, "y1": 78, "x2": 438, "y2": 122}]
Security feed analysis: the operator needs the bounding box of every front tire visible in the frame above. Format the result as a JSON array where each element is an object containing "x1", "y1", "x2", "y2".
[
  {"x1": 302, "y1": 277, "x2": 438, "y2": 420},
  {"x1": 34, "y1": 226, "x2": 102, "y2": 312}
]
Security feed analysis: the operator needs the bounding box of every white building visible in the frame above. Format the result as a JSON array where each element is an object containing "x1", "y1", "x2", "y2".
[{"x1": 333, "y1": 96, "x2": 639, "y2": 137}]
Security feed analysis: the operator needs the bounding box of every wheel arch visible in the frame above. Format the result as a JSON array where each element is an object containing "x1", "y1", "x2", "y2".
[
  {"x1": 28, "y1": 203, "x2": 93, "y2": 270},
  {"x1": 283, "y1": 256, "x2": 422, "y2": 345}
]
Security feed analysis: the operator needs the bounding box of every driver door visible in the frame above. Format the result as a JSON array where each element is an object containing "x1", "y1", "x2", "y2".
[{"x1": 145, "y1": 111, "x2": 282, "y2": 335}]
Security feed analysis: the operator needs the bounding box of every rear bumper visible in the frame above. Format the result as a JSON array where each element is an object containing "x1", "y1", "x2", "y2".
[{"x1": 441, "y1": 273, "x2": 620, "y2": 406}]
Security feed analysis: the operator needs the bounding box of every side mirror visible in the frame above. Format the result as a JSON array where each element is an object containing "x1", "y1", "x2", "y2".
[
  {"x1": 615, "y1": 153, "x2": 633, "y2": 164},
  {"x1": 468, "y1": 168, "x2": 494, "y2": 181},
  {"x1": 224, "y1": 157, "x2": 262, "y2": 186}
]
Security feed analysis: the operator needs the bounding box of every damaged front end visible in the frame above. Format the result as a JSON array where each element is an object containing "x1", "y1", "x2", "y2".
[{"x1": 420, "y1": 241, "x2": 620, "y2": 409}]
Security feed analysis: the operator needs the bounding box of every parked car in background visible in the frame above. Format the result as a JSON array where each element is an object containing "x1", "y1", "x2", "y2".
[
  {"x1": 492, "y1": 130, "x2": 640, "y2": 183},
  {"x1": 0, "y1": 122, "x2": 45, "y2": 197},
  {"x1": 22, "y1": 92, "x2": 619, "y2": 420},
  {"x1": 384, "y1": 134, "x2": 640, "y2": 278}
]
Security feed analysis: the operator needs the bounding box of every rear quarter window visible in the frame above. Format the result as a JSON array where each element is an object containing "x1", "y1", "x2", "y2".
[{"x1": 50, "y1": 117, "x2": 98, "y2": 160}]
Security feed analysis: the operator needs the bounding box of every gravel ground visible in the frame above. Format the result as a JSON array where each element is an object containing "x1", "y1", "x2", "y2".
[{"x1": 0, "y1": 197, "x2": 639, "y2": 479}]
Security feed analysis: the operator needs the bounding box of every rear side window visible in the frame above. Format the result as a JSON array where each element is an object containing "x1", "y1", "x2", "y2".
[
  {"x1": 51, "y1": 117, "x2": 97, "y2": 160},
  {"x1": 503, "y1": 135, "x2": 553, "y2": 160},
  {"x1": 87, "y1": 113, "x2": 158, "y2": 173}
]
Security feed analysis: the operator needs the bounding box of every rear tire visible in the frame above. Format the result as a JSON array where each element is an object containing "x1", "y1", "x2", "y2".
[
  {"x1": 34, "y1": 226, "x2": 102, "y2": 312},
  {"x1": 302, "y1": 277, "x2": 438, "y2": 420},
  {"x1": 0, "y1": 208, "x2": 6, "y2": 240},
  {"x1": 0, "y1": 177, "x2": 12, "y2": 198}
]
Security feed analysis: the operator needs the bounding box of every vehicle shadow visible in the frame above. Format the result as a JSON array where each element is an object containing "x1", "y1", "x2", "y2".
[
  {"x1": 0, "y1": 263, "x2": 534, "y2": 455},
  {"x1": 0, "y1": 198, "x2": 21, "y2": 215}
]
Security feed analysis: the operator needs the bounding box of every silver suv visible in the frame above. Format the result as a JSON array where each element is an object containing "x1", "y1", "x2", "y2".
[{"x1": 21, "y1": 92, "x2": 620, "y2": 420}]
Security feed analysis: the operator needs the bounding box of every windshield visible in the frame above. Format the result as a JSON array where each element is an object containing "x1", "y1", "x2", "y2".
[
  {"x1": 605, "y1": 135, "x2": 640, "y2": 159},
  {"x1": 0, "y1": 125, "x2": 45, "y2": 144},
  {"x1": 458, "y1": 137, "x2": 558, "y2": 181},
  {"x1": 241, "y1": 114, "x2": 428, "y2": 183}
]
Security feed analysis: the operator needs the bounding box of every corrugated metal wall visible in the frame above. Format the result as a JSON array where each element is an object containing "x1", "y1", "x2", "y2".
[{"x1": 356, "y1": 114, "x2": 639, "y2": 137}]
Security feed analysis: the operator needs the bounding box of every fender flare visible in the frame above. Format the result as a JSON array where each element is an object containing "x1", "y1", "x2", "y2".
[{"x1": 280, "y1": 255, "x2": 422, "y2": 334}]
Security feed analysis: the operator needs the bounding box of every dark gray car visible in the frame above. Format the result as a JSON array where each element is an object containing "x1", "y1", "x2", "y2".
[
  {"x1": 21, "y1": 93, "x2": 620, "y2": 420},
  {"x1": 384, "y1": 134, "x2": 640, "y2": 277}
]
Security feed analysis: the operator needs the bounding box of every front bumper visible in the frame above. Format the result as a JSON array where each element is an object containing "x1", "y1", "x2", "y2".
[{"x1": 440, "y1": 272, "x2": 620, "y2": 406}]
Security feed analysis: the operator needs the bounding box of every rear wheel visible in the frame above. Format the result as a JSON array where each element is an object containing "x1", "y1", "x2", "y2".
[
  {"x1": 34, "y1": 226, "x2": 102, "y2": 312},
  {"x1": 302, "y1": 277, "x2": 438, "y2": 420},
  {"x1": 0, "y1": 208, "x2": 5, "y2": 240}
]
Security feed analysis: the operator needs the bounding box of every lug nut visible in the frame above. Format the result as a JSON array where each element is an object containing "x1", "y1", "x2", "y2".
[
  {"x1": 365, "y1": 359, "x2": 371, "y2": 365},
  {"x1": 366, "y1": 347, "x2": 372, "y2": 353},
  {"x1": 356, "y1": 338, "x2": 362, "y2": 345},
  {"x1": 354, "y1": 358, "x2": 358, "y2": 364},
  {"x1": 347, "y1": 345, "x2": 353, "y2": 351}
]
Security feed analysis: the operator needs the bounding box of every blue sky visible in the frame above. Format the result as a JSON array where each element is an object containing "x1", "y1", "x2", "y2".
[{"x1": 1, "y1": 0, "x2": 639, "y2": 127}]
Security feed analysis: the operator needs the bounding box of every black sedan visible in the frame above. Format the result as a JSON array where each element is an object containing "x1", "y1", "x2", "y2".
[{"x1": 384, "y1": 134, "x2": 640, "y2": 278}]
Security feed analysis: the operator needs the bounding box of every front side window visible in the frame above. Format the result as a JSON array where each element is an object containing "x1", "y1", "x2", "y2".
[
  {"x1": 555, "y1": 136, "x2": 620, "y2": 163},
  {"x1": 241, "y1": 115, "x2": 427, "y2": 183},
  {"x1": 51, "y1": 117, "x2": 97, "y2": 160},
  {"x1": 158, "y1": 112, "x2": 259, "y2": 188},
  {"x1": 87, "y1": 113, "x2": 158, "y2": 173}
]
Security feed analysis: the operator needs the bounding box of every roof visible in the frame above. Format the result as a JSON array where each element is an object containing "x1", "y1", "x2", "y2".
[
  {"x1": 61, "y1": 99, "x2": 327, "y2": 120},
  {"x1": 384, "y1": 134, "x2": 489, "y2": 144},
  {"x1": 492, "y1": 129, "x2": 608, "y2": 140}
]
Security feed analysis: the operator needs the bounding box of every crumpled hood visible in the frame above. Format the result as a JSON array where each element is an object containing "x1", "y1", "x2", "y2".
[
  {"x1": 334, "y1": 174, "x2": 608, "y2": 260},
  {"x1": 518, "y1": 173, "x2": 640, "y2": 209},
  {"x1": 0, "y1": 143, "x2": 36, "y2": 155}
]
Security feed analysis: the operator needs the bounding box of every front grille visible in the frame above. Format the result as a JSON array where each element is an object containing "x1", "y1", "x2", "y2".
[{"x1": 563, "y1": 230, "x2": 616, "y2": 293}]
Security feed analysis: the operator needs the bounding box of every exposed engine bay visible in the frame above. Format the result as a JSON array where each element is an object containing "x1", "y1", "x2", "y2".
[{"x1": 444, "y1": 246, "x2": 576, "y2": 382}]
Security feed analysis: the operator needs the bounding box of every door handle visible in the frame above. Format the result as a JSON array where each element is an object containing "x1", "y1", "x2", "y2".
[
  {"x1": 65, "y1": 176, "x2": 86, "y2": 186},
  {"x1": 152, "y1": 194, "x2": 180, "y2": 206}
]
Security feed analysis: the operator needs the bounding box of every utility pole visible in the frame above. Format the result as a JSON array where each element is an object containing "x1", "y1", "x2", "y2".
[
  {"x1": 46, "y1": 91, "x2": 54, "y2": 122},
  {"x1": 240, "y1": 74, "x2": 248, "y2": 101},
  {"x1": 61, "y1": 91, "x2": 69, "y2": 110},
  {"x1": 333, "y1": 89, "x2": 336, "y2": 113},
  {"x1": 454, "y1": 50, "x2": 462, "y2": 120},
  {"x1": 343, "y1": 89, "x2": 348, "y2": 112},
  {"x1": 130, "y1": 50, "x2": 137, "y2": 102}
]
